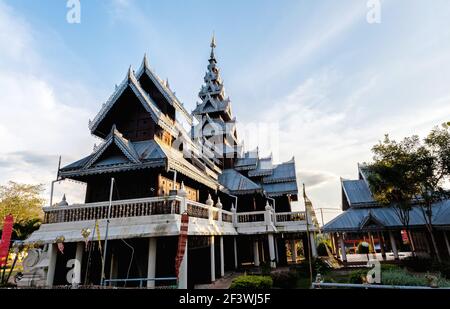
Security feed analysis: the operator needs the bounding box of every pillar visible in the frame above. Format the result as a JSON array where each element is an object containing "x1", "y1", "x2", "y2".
[
  {"x1": 147, "y1": 237, "x2": 157, "y2": 288},
  {"x1": 333, "y1": 234, "x2": 340, "y2": 258},
  {"x1": 290, "y1": 240, "x2": 297, "y2": 263},
  {"x1": 73, "y1": 242, "x2": 83, "y2": 285},
  {"x1": 443, "y1": 231, "x2": 450, "y2": 257},
  {"x1": 219, "y1": 236, "x2": 224, "y2": 277},
  {"x1": 178, "y1": 238, "x2": 188, "y2": 289},
  {"x1": 260, "y1": 241, "x2": 265, "y2": 263},
  {"x1": 46, "y1": 243, "x2": 57, "y2": 287},
  {"x1": 378, "y1": 232, "x2": 386, "y2": 259},
  {"x1": 310, "y1": 233, "x2": 318, "y2": 258},
  {"x1": 253, "y1": 240, "x2": 260, "y2": 266},
  {"x1": 274, "y1": 238, "x2": 279, "y2": 263},
  {"x1": 268, "y1": 234, "x2": 276, "y2": 268},
  {"x1": 389, "y1": 231, "x2": 399, "y2": 260},
  {"x1": 210, "y1": 236, "x2": 216, "y2": 282},
  {"x1": 233, "y1": 237, "x2": 238, "y2": 269},
  {"x1": 368, "y1": 232, "x2": 376, "y2": 254},
  {"x1": 330, "y1": 234, "x2": 336, "y2": 255},
  {"x1": 339, "y1": 235, "x2": 347, "y2": 262}
]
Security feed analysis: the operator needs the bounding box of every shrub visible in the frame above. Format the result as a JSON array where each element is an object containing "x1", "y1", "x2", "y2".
[
  {"x1": 317, "y1": 242, "x2": 330, "y2": 257},
  {"x1": 230, "y1": 275, "x2": 273, "y2": 289},
  {"x1": 381, "y1": 264, "x2": 399, "y2": 272},
  {"x1": 271, "y1": 271, "x2": 299, "y2": 289},
  {"x1": 381, "y1": 269, "x2": 428, "y2": 286},
  {"x1": 431, "y1": 261, "x2": 450, "y2": 280},
  {"x1": 402, "y1": 256, "x2": 433, "y2": 272},
  {"x1": 349, "y1": 269, "x2": 368, "y2": 284},
  {"x1": 357, "y1": 242, "x2": 370, "y2": 254},
  {"x1": 313, "y1": 258, "x2": 331, "y2": 275}
]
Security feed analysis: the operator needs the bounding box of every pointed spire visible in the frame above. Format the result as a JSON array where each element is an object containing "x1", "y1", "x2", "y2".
[
  {"x1": 210, "y1": 32, "x2": 216, "y2": 60},
  {"x1": 165, "y1": 78, "x2": 170, "y2": 89}
]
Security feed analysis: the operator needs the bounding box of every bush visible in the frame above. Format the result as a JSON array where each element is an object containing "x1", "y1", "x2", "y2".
[
  {"x1": 230, "y1": 275, "x2": 273, "y2": 289},
  {"x1": 381, "y1": 268, "x2": 428, "y2": 286},
  {"x1": 381, "y1": 264, "x2": 399, "y2": 272},
  {"x1": 349, "y1": 269, "x2": 368, "y2": 284},
  {"x1": 271, "y1": 271, "x2": 299, "y2": 289},
  {"x1": 431, "y1": 261, "x2": 450, "y2": 280},
  {"x1": 357, "y1": 242, "x2": 370, "y2": 254},
  {"x1": 317, "y1": 242, "x2": 330, "y2": 256},
  {"x1": 313, "y1": 258, "x2": 331, "y2": 275},
  {"x1": 402, "y1": 256, "x2": 433, "y2": 272}
]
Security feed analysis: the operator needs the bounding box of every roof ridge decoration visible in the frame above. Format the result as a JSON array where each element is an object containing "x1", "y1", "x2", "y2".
[
  {"x1": 359, "y1": 210, "x2": 385, "y2": 229},
  {"x1": 136, "y1": 54, "x2": 192, "y2": 125},
  {"x1": 89, "y1": 66, "x2": 178, "y2": 138},
  {"x1": 83, "y1": 125, "x2": 141, "y2": 169}
]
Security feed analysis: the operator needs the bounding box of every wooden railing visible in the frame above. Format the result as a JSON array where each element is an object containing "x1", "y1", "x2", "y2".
[
  {"x1": 236, "y1": 211, "x2": 266, "y2": 223},
  {"x1": 44, "y1": 196, "x2": 182, "y2": 224},
  {"x1": 185, "y1": 200, "x2": 209, "y2": 219},
  {"x1": 43, "y1": 195, "x2": 308, "y2": 230},
  {"x1": 275, "y1": 211, "x2": 306, "y2": 223}
]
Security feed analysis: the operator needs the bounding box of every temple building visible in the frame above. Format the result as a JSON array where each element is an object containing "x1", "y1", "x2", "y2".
[
  {"x1": 323, "y1": 164, "x2": 450, "y2": 263},
  {"x1": 20, "y1": 37, "x2": 318, "y2": 288}
]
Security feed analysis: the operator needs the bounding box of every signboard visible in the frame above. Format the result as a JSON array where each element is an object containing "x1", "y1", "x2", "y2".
[
  {"x1": 0, "y1": 214, "x2": 14, "y2": 267},
  {"x1": 175, "y1": 212, "x2": 189, "y2": 278}
]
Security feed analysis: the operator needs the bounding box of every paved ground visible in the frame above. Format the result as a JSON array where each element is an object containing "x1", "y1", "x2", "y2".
[{"x1": 194, "y1": 272, "x2": 242, "y2": 289}]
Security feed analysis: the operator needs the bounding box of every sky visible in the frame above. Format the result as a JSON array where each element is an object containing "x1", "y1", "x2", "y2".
[{"x1": 1, "y1": 0, "x2": 450, "y2": 224}]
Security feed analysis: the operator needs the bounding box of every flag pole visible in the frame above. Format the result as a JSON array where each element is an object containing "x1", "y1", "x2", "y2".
[
  {"x1": 100, "y1": 177, "x2": 114, "y2": 286},
  {"x1": 303, "y1": 184, "x2": 314, "y2": 287}
]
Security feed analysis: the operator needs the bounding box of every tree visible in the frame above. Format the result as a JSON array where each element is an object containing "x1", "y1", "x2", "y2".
[
  {"x1": 416, "y1": 123, "x2": 450, "y2": 263},
  {"x1": 367, "y1": 135, "x2": 424, "y2": 255},
  {"x1": 0, "y1": 182, "x2": 44, "y2": 229},
  {"x1": 367, "y1": 124, "x2": 450, "y2": 263}
]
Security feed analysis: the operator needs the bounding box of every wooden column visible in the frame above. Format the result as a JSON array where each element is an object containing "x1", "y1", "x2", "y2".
[{"x1": 389, "y1": 231, "x2": 399, "y2": 260}]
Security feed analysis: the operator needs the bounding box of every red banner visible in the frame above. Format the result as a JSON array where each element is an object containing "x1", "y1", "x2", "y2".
[
  {"x1": 175, "y1": 212, "x2": 189, "y2": 278},
  {"x1": 0, "y1": 214, "x2": 14, "y2": 267}
]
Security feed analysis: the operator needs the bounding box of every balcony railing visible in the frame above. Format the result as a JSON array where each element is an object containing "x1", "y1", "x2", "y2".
[
  {"x1": 44, "y1": 196, "x2": 182, "y2": 224},
  {"x1": 43, "y1": 196, "x2": 308, "y2": 230}
]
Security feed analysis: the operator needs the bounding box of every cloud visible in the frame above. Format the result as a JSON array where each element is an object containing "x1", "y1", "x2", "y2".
[
  {"x1": 0, "y1": 1, "x2": 94, "y2": 204},
  {"x1": 299, "y1": 170, "x2": 337, "y2": 189}
]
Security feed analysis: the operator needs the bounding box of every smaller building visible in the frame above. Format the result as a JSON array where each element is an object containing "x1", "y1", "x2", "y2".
[{"x1": 323, "y1": 164, "x2": 450, "y2": 263}]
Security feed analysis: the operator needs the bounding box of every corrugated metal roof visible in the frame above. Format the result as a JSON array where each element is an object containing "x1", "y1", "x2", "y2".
[
  {"x1": 323, "y1": 201, "x2": 450, "y2": 232},
  {"x1": 262, "y1": 158, "x2": 296, "y2": 183},
  {"x1": 218, "y1": 169, "x2": 261, "y2": 194},
  {"x1": 342, "y1": 179, "x2": 375, "y2": 205},
  {"x1": 248, "y1": 156, "x2": 273, "y2": 177},
  {"x1": 263, "y1": 181, "x2": 298, "y2": 197}
]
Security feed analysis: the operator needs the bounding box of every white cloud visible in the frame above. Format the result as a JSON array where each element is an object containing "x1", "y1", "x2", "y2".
[{"x1": 0, "y1": 1, "x2": 93, "y2": 204}]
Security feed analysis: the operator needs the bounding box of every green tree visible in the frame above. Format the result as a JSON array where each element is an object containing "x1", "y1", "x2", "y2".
[
  {"x1": 367, "y1": 124, "x2": 450, "y2": 263},
  {"x1": 0, "y1": 182, "x2": 44, "y2": 229},
  {"x1": 367, "y1": 135, "x2": 423, "y2": 254}
]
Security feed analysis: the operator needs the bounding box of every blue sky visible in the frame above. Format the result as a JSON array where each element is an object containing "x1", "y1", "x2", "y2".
[{"x1": 1, "y1": 0, "x2": 450, "y2": 223}]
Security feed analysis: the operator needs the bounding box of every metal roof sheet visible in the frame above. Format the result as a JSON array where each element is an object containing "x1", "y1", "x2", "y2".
[
  {"x1": 262, "y1": 159, "x2": 296, "y2": 183},
  {"x1": 342, "y1": 179, "x2": 375, "y2": 205},
  {"x1": 218, "y1": 169, "x2": 261, "y2": 194},
  {"x1": 323, "y1": 201, "x2": 450, "y2": 232},
  {"x1": 262, "y1": 181, "x2": 298, "y2": 197}
]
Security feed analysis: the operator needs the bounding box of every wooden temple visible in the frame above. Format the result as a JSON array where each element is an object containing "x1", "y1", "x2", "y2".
[{"x1": 20, "y1": 37, "x2": 319, "y2": 288}]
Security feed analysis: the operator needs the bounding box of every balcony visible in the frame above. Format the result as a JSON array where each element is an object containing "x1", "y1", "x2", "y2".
[{"x1": 29, "y1": 196, "x2": 314, "y2": 244}]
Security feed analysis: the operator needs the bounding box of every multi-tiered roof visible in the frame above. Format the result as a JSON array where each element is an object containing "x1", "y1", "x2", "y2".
[{"x1": 192, "y1": 36, "x2": 240, "y2": 167}]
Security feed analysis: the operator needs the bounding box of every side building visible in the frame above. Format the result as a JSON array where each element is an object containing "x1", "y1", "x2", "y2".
[{"x1": 323, "y1": 164, "x2": 450, "y2": 263}]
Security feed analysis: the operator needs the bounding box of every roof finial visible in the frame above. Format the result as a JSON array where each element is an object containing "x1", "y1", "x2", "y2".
[
  {"x1": 143, "y1": 53, "x2": 149, "y2": 68},
  {"x1": 211, "y1": 32, "x2": 216, "y2": 49},
  {"x1": 210, "y1": 32, "x2": 216, "y2": 59},
  {"x1": 127, "y1": 65, "x2": 134, "y2": 79}
]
